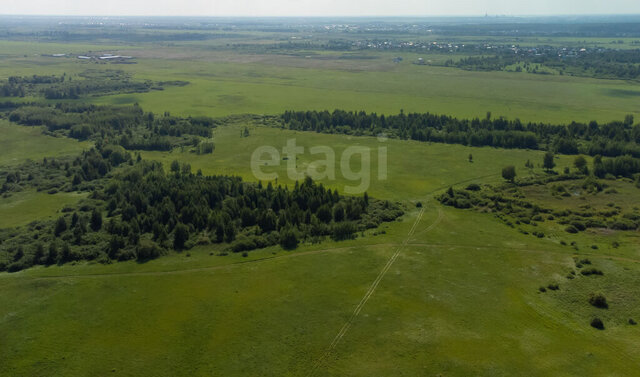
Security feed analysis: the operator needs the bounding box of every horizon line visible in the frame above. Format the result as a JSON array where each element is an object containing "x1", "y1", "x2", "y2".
[{"x1": 1, "y1": 13, "x2": 640, "y2": 19}]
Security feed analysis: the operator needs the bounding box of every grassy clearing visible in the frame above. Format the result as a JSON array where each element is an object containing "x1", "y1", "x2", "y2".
[
  {"x1": 0, "y1": 120, "x2": 90, "y2": 167},
  {"x1": 93, "y1": 56, "x2": 640, "y2": 123},
  {"x1": 0, "y1": 190, "x2": 86, "y2": 229},
  {"x1": 140, "y1": 123, "x2": 574, "y2": 201}
]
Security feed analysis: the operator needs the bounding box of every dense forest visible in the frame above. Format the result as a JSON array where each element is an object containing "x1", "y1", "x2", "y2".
[
  {"x1": 281, "y1": 110, "x2": 640, "y2": 157},
  {"x1": 0, "y1": 147, "x2": 403, "y2": 272}
]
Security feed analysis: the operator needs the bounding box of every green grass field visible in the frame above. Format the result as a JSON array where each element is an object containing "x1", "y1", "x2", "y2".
[
  {"x1": 1, "y1": 35, "x2": 640, "y2": 376},
  {"x1": 0, "y1": 190, "x2": 86, "y2": 229},
  {"x1": 0, "y1": 40, "x2": 638, "y2": 123},
  {"x1": 0, "y1": 120, "x2": 90, "y2": 167},
  {"x1": 2, "y1": 203, "x2": 639, "y2": 376},
  {"x1": 140, "y1": 123, "x2": 574, "y2": 201}
]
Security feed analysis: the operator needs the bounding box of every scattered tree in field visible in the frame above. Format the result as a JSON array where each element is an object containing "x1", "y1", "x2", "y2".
[
  {"x1": 468, "y1": 154, "x2": 473, "y2": 163},
  {"x1": 574, "y1": 156, "x2": 588, "y2": 174},
  {"x1": 591, "y1": 317, "x2": 605, "y2": 330},
  {"x1": 624, "y1": 114, "x2": 634, "y2": 126},
  {"x1": 502, "y1": 166, "x2": 516, "y2": 182},
  {"x1": 543, "y1": 152, "x2": 556, "y2": 172}
]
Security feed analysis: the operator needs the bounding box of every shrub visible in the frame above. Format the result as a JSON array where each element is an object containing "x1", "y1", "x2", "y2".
[
  {"x1": 565, "y1": 225, "x2": 579, "y2": 234},
  {"x1": 582, "y1": 268, "x2": 604, "y2": 276},
  {"x1": 630, "y1": 318, "x2": 637, "y2": 325},
  {"x1": 547, "y1": 283, "x2": 559, "y2": 291},
  {"x1": 279, "y1": 228, "x2": 299, "y2": 250},
  {"x1": 570, "y1": 221, "x2": 586, "y2": 231},
  {"x1": 197, "y1": 141, "x2": 215, "y2": 155},
  {"x1": 231, "y1": 238, "x2": 258, "y2": 253},
  {"x1": 7, "y1": 261, "x2": 27, "y2": 273},
  {"x1": 538, "y1": 286, "x2": 547, "y2": 293},
  {"x1": 415, "y1": 201, "x2": 423, "y2": 208},
  {"x1": 136, "y1": 240, "x2": 162, "y2": 261},
  {"x1": 590, "y1": 317, "x2": 605, "y2": 330},
  {"x1": 465, "y1": 183, "x2": 481, "y2": 191},
  {"x1": 589, "y1": 293, "x2": 609, "y2": 309},
  {"x1": 331, "y1": 222, "x2": 357, "y2": 241},
  {"x1": 609, "y1": 219, "x2": 637, "y2": 230}
]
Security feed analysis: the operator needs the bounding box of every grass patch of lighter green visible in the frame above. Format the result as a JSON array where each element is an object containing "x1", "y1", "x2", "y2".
[{"x1": 0, "y1": 120, "x2": 91, "y2": 167}]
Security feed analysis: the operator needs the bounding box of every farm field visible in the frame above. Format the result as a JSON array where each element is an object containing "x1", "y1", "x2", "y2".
[{"x1": 1, "y1": 16, "x2": 640, "y2": 377}]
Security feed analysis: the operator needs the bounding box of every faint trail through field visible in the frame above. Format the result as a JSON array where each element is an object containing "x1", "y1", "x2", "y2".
[
  {"x1": 307, "y1": 174, "x2": 503, "y2": 375},
  {"x1": 309, "y1": 207, "x2": 425, "y2": 376}
]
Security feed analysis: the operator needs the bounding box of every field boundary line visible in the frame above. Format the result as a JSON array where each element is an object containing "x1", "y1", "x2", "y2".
[{"x1": 7, "y1": 243, "x2": 401, "y2": 281}]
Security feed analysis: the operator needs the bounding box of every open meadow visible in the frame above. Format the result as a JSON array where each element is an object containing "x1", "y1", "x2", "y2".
[{"x1": 0, "y1": 40, "x2": 638, "y2": 123}]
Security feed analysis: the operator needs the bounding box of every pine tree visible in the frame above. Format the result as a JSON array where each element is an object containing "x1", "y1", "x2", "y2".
[{"x1": 90, "y1": 209, "x2": 103, "y2": 231}]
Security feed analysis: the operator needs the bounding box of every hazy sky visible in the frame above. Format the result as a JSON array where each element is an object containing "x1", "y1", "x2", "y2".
[{"x1": 1, "y1": 0, "x2": 639, "y2": 17}]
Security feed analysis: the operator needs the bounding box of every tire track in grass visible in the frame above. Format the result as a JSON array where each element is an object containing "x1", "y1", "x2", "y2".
[
  {"x1": 308, "y1": 174, "x2": 502, "y2": 375},
  {"x1": 409, "y1": 206, "x2": 444, "y2": 241},
  {"x1": 309, "y1": 207, "x2": 425, "y2": 376}
]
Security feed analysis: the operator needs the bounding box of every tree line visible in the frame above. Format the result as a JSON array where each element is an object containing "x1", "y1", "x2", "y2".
[
  {"x1": 282, "y1": 110, "x2": 640, "y2": 157},
  {"x1": 446, "y1": 49, "x2": 640, "y2": 80},
  {"x1": 0, "y1": 71, "x2": 189, "y2": 99}
]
